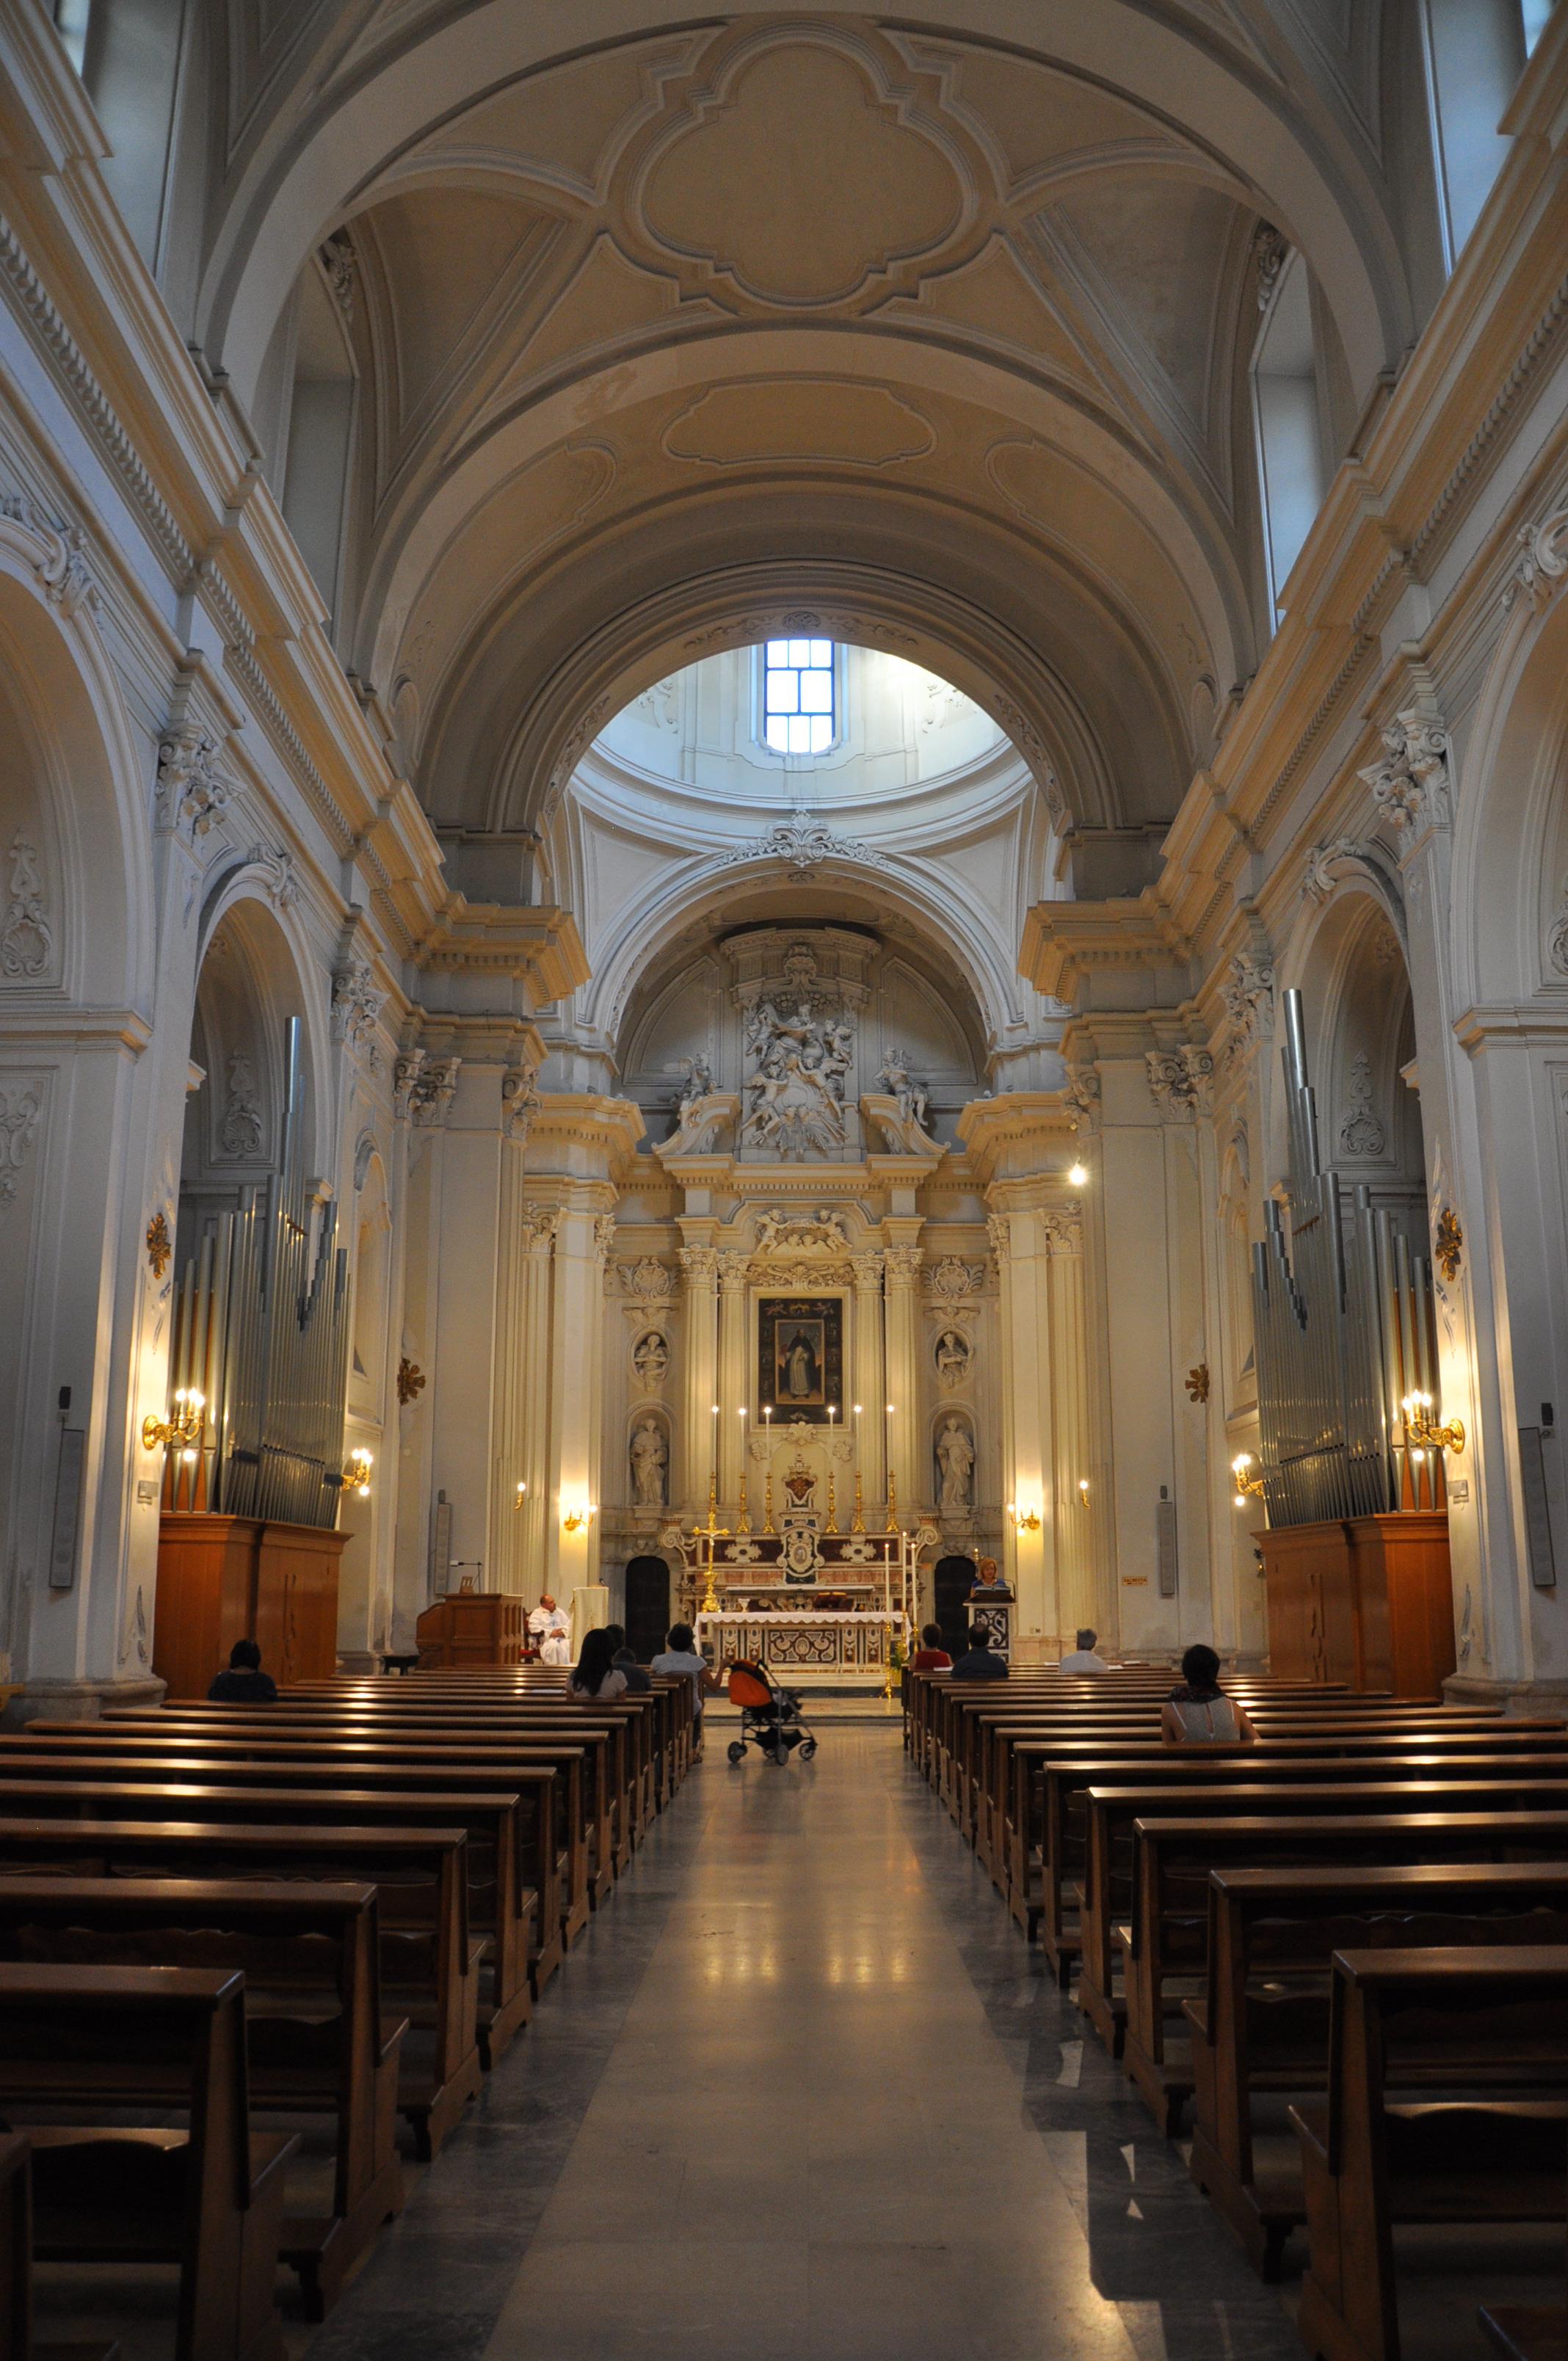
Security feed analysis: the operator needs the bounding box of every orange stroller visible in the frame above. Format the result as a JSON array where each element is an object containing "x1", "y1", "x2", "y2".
[{"x1": 725, "y1": 1661, "x2": 818, "y2": 1765}]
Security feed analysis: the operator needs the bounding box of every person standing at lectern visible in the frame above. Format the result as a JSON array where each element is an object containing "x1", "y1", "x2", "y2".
[{"x1": 970, "y1": 1556, "x2": 1013, "y2": 1601}]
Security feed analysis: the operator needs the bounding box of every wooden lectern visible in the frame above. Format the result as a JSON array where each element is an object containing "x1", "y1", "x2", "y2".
[
  {"x1": 415, "y1": 1590, "x2": 527, "y2": 1669},
  {"x1": 153, "y1": 1513, "x2": 347, "y2": 1696},
  {"x1": 1259, "y1": 1511, "x2": 1453, "y2": 1694}
]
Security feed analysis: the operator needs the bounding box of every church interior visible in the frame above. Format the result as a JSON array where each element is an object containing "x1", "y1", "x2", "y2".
[{"x1": 3, "y1": 0, "x2": 1568, "y2": 2353}]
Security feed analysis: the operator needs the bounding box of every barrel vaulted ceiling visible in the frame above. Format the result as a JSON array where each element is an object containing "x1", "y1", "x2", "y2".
[{"x1": 192, "y1": 1, "x2": 1407, "y2": 865}]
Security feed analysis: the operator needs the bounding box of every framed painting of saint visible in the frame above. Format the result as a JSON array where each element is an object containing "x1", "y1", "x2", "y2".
[{"x1": 758, "y1": 1296, "x2": 843, "y2": 1425}]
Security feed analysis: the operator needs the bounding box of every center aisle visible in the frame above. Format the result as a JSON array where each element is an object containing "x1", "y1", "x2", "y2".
[{"x1": 306, "y1": 1728, "x2": 1301, "y2": 2361}]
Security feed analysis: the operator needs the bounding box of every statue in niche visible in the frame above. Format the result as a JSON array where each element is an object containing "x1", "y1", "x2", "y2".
[
  {"x1": 935, "y1": 1328, "x2": 971, "y2": 1389},
  {"x1": 630, "y1": 1417, "x2": 668, "y2": 1506},
  {"x1": 631, "y1": 1330, "x2": 669, "y2": 1391},
  {"x1": 937, "y1": 1417, "x2": 975, "y2": 1512},
  {"x1": 876, "y1": 1049, "x2": 929, "y2": 1133},
  {"x1": 676, "y1": 1055, "x2": 713, "y2": 1119}
]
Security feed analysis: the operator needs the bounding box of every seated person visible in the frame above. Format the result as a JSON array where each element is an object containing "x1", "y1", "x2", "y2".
[
  {"x1": 910, "y1": 1622, "x2": 952, "y2": 1672},
  {"x1": 606, "y1": 1622, "x2": 651, "y2": 1693},
  {"x1": 651, "y1": 1622, "x2": 722, "y2": 1741},
  {"x1": 569, "y1": 1627, "x2": 628, "y2": 1701},
  {"x1": 1058, "y1": 1626, "x2": 1109, "y2": 1673},
  {"x1": 949, "y1": 1623, "x2": 1008, "y2": 1680},
  {"x1": 1161, "y1": 1642, "x2": 1257, "y2": 1746},
  {"x1": 529, "y1": 1593, "x2": 571, "y2": 1665},
  {"x1": 969, "y1": 1555, "x2": 1013, "y2": 1601},
  {"x1": 207, "y1": 1637, "x2": 277, "y2": 1703}
]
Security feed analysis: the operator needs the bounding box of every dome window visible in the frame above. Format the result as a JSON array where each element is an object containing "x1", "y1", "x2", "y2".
[{"x1": 761, "y1": 639, "x2": 838, "y2": 756}]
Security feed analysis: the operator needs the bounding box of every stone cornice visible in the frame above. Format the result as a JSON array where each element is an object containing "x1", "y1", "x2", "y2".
[
  {"x1": 523, "y1": 1092, "x2": 645, "y2": 1181},
  {"x1": 1019, "y1": 897, "x2": 1194, "y2": 1004},
  {"x1": 956, "y1": 1092, "x2": 1078, "y2": 1184},
  {"x1": 410, "y1": 902, "x2": 589, "y2": 1002}
]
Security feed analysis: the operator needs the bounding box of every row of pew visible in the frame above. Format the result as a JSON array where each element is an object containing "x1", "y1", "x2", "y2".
[
  {"x1": 906, "y1": 1663, "x2": 1568, "y2": 2361},
  {"x1": 0, "y1": 1664, "x2": 696, "y2": 2361}
]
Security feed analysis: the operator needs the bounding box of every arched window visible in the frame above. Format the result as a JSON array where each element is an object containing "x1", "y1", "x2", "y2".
[
  {"x1": 280, "y1": 253, "x2": 357, "y2": 632},
  {"x1": 1418, "y1": 0, "x2": 1540, "y2": 272},
  {"x1": 759, "y1": 638, "x2": 838, "y2": 756},
  {"x1": 1252, "y1": 250, "x2": 1328, "y2": 623}
]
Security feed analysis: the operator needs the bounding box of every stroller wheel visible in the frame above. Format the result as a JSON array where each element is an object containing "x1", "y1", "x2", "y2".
[
  {"x1": 766, "y1": 1739, "x2": 788, "y2": 1763},
  {"x1": 727, "y1": 1741, "x2": 746, "y2": 1765},
  {"x1": 799, "y1": 1738, "x2": 818, "y2": 1760}
]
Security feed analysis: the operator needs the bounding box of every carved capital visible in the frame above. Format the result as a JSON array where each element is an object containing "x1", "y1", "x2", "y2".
[
  {"x1": 331, "y1": 959, "x2": 383, "y2": 1055},
  {"x1": 1041, "y1": 1208, "x2": 1083, "y2": 1254},
  {"x1": 403, "y1": 1055, "x2": 460, "y2": 1126},
  {"x1": 985, "y1": 1213, "x2": 1009, "y2": 1263},
  {"x1": 717, "y1": 1251, "x2": 750, "y2": 1291},
  {"x1": 1146, "y1": 1045, "x2": 1214, "y2": 1117},
  {"x1": 393, "y1": 1048, "x2": 426, "y2": 1123},
  {"x1": 518, "y1": 1205, "x2": 560, "y2": 1249},
  {"x1": 1220, "y1": 954, "x2": 1274, "y2": 1070},
  {"x1": 849, "y1": 1251, "x2": 885, "y2": 1289},
  {"x1": 679, "y1": 1245, "x2": 718, "y2": 1286},
  {"x1": 502, "y1": 1059, "x2": 541, "y2": 1144},
  {"x1": 883, "y1": 1244, "x2": 923, "y2": 1286},
  {"x1": 1358, "y1": 706, "x2": 1451, "y2": 834},
  {"x1": 156, "y1": 725, "x2": 231, "y2": 840}
]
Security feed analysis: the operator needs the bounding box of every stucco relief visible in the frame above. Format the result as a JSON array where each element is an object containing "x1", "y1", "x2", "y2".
[
  {"x1": 663, "y1": 381, "x2": 936, "y2": 468},
  {"x1": 634, "y1": 35, "x2": 973, "y2": 311}
]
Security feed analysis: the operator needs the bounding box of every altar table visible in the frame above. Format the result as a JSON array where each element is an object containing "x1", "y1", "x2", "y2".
[{"x1": 697, "y1": 1608, "x2": 909, "y2": 1683}]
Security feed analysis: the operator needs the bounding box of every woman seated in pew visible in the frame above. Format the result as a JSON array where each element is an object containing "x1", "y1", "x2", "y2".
[
  {"x1": 1161, "y1": 1644, "x2": 1257, "y2": 1747},
  {"x1": 207, "y1": 1636, "x2": 278, "y2": 1703},
  {"x1": 606, "y1": 1623, "x2": 652, "y2": 1693},
  {"x1": 910, "y1": 1623, "x2": 951, "y2": 1672},
  {"x1": 570, "y1": 1628, "x2": 629, "y2": 1702}
]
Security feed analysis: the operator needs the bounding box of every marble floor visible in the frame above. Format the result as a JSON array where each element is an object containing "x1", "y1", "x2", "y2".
[{"x1": 297, "y1": 1727, "x2": 1315, "y2": 2361}]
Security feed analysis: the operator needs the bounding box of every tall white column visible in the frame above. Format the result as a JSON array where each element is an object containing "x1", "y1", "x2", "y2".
[
  {"x1": 882, "y1": 1231, "x2": 923, "y2": 1515},
  {"x1": 492, "y1": 1200, "x2": 556, "y2": 1592},
  {"x1": 716, "y1": 1251, "x2": 749, "y2": 1506},
  {"x1": 989, "y1": 1194, "x2": 1057, "y2": 1657},
  {"x1": 678, "y1": 1241, "x2": 719, "y2": 1514},
  {"x1": 1045, "y1": 1209, "x2": 1093, "y2": 1642},
  {"x1": 851, "y1": 1252, "x2": 887, "y2": 1506},
  {"x1": 545, "y1": 1192, "x2": 612, "y2": 1595}
]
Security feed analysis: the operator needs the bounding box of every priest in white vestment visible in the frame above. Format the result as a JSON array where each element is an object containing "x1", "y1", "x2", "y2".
[{"x1": 529, "y1": 1595, "x2": 571, "y2": 1664}]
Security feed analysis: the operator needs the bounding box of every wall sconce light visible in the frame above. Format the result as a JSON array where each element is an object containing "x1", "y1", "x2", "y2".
[
  {"x1": 1067, "y1": 1163, "x2": 1088, "y2": 1189},
  {"x1": 344, "y1": 1446, "x2": 373, "y2": 1498},
  {"x1": 562, "y1": 1501, "x2": 596, "y2": 1535},
  {"x1": 1401, "y1": 1393, "x2": 1464, "y2": 1455},
  {"x1": 513, "y1": 1481, "x2": 527, "y2": 1509},
  {"x1": 1077, "y1": 1477, "x2": 1090, "y2": 1503},
  {"x1": 1232, "y1": 1451, "x2": 1266, "y2": 1505},
  {"x1": 143, "y1": 1388, "x2": 204, "y2": 1454},
  {"x1": 1006, "y1": 1501, "x2": 1042, "y2": 1534}
]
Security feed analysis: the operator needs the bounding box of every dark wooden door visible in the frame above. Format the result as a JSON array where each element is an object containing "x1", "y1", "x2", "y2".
[
  {"x1": 623, "y1": 1556, "x2": 672, "y2": 1664},
  {"x1": 934, "y1": 1554, "x2": 976, "y2": 1658}
]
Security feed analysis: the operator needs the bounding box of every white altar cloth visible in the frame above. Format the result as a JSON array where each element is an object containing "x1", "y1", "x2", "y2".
[{"x1": 697, "y1": 1607, "x2": 909, "y2": 1680}]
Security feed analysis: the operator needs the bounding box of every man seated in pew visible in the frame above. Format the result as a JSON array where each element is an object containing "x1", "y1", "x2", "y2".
[
  {"x1": 570, "y1": 1628, "x2": 629, "y2": 1702},
  {"x1": 1161, "y1": 1644, "x2": 1256, "y2": 1746},
  {"x1": 606, "y1": 1624, "x2": 652, "y2": 1693},
  {"x1": 1059, "y1": 1628, "x2": 1109, "y2": 1673},
  {"x1": 652, "y1": 1623, "x2": 722, "y2": 1747},
  {"x1": 529, "y1": 1595, "x2": 571, "y2": 1665},
  {"x1": 206, "y1": 1636, "x2": 277, "y2": 1704},
  {"x1": 950, "y1": 1624, "x2": 1009, "y2": 1681}
]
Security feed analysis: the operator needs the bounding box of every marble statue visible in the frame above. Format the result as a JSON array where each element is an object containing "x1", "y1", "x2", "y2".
[
  {"x1": 632, "y1": 1330, "x2": 669, "y2": 1390},
  {"x1": 937, "y1": 1416, "x2": 975, "y2": 1511},
  {"x1": 935, "y1": 1327, "x2": 971, "y2": 1388},
  {"x1": 741, "y1": 993, "x2": 854, "y2": 1158},
  {"x1": 876, "y1": 1048, "x2": 929, "y2": 1133},
  {"x1": 631, "y1": 1416, "x2": 668, "y2": 1505}
]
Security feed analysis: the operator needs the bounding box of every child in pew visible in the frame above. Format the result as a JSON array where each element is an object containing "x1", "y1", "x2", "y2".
[
  {"x1": 1161, "y1": 1643, "x2": 1257, "y2": 1746},
  {"x1": 570, "y1": 1628, "x2": 630, "y2": 1701},
  {"x1": 606, "y1": 1624, "x2": 652, "y2": 1692},
  {"x1": 207, "y1": 1636, "x2": 278, "y2": 1703}
]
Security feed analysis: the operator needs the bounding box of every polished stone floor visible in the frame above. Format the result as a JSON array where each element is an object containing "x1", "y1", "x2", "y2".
[{"x1": 299, "y1": 1727, "x2": 1316, "y2": 2361}]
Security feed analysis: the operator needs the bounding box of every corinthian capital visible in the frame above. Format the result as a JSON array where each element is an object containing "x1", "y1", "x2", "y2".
[
  {"x1": 1358, "y1": 706, "x2": 1451, "y2": 834},
  {"x1": 679, "y1": 1245, "x2": 718, "y2": 1285},
  {"x1": 884, "y1": 1244, "x2": 923, "y2": 1285},
  {"x1": 717, "y1": 1251, "x2": 751, "y2": 1291},
  {"x1": 849, "y1": 1252, "x2": 885, "y2": 1289}
]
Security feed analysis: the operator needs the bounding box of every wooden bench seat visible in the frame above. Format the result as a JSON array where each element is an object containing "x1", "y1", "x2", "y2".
[
  {"x1": 1076, "y1": 1780, "x2": 1568, "y2": 2060},
  {"x1": 1292, "y1": 1946, "x2": 1568, "y2": 2361},
  {"x1": 7, "y1": 1730, "x2": 592, "y2": 1948},
  {"x1": 0, "y1": 1797, "x2": 482, "y2": 2162},
  {"x1": 0, "y1": 1876, "x2": 403, "y2": 2318},
  {"x1": 0, "y1": 2128, "x2": 120, "y2": 2361},
  {"x1": 1181, "y1": 1861, "x2": 1568, "y2": 2276},
  {"x1": 0, "y1": 1964, "x2": 296, "y2": 2361}
]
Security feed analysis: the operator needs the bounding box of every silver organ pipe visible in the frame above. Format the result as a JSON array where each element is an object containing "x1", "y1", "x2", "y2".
[
  {"x1": 165, "y1": 1019, "x2": 352, "y2": 1528},
  {"x1": 1252, "y1": 990, "x2": 1440, "y2": 1526}
]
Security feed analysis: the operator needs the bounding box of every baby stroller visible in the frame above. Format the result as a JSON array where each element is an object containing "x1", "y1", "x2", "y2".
[{"x1": 725, "y1": 1661, "x2": 818, "y2": 1766}]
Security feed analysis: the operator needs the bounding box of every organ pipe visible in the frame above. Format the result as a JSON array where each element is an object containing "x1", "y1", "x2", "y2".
[
  {"x1": 165, "y1": 1018, "x2": 352, "y2": 1528},
  {"x1": 1252, "y1": 990, "x2": 1441, "y2": 1526}
]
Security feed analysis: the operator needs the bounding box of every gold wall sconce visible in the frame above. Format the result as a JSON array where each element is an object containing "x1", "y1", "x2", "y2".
[
  {"x1": 143, "y1": 1387, "x2": 204, "y2": 1454},
  {"x1": 1006, "y1": 1501, "x2": 1042, "y2": 1534},
  {"x1": 1232, "y1": 1451, "x2": 1266, "y2": 1504},
  {"x1": 1401, "y1": 1392, "x2": 1465, "y2": 1455},
  {"x1": 344, "y1": 1446, "x2": 373, "y2": 1498}
]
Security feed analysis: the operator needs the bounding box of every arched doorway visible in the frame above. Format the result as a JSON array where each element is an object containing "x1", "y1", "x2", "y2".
[
  {"x1": 934, "y1": 1555, "x2": 976, "y2": 1657},
  {"x1": 623, "y1": 1556, "x2": 671, "y2": 1664}
]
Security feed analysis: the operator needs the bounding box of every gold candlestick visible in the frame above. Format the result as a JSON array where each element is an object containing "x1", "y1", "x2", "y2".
[
  {"x1": 825, "y1": 1467, "x2": 839, "y2": 1534},
  {"x1": 737, "y1": 1473, "x2": 752, "y2": 1535},
  {"x1": 852, "y1": 1468, "x2": 866, "y2": 1533},
  {"x1": 763, "y1": 1468, "x2": 775, "y2": 1534},
  {"x1": 885, "y1": 1468, "x2": 898, "y2": 1531}
]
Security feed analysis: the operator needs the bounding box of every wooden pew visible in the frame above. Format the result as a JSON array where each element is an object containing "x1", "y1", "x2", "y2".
[
  {"x1": 1075, "y1": 1780, "x2": 1568, "y2": 2060},
  {"x1": 1017, "y1": 1737, "x2": 1568, "y2": 1970},
  {"x1": 11, "y1": 1728, "x2": 592, "y2": 1945},
  {"x1": 0, "y1": 2129, "x2": 122, "y2": 2361},
  {"x1": 0, "y1": 1796, "x2": 481, "y2": 2162},
  {"x1": 0, "y1": 1963, "x2": 296, "y2": 2361},
  {"x1": 1184, "y1": 1861, "x2": 1568, "y2": 2277},
  {"x1": 1119, "y1": 1806, "x2": 1568, "y2": 2132},
  {"x1": 1293, "y1": 1947, "x2": 1568, "y2": 2361},
  {"x1": 1479, "y1": 2305, "x2": 1568, "y2": 2361},
  {"x1": 0, "y1": 1874, "x2": 402, "y2": 2318}
]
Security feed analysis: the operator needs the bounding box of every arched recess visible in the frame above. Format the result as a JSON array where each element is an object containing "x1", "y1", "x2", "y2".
[
  {"x1": 181, "y1": 892, "x2": 322, "y2": 1272},
  {"x1": 0, "y1": 509, "x2": 156, "y2": 1691}
]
